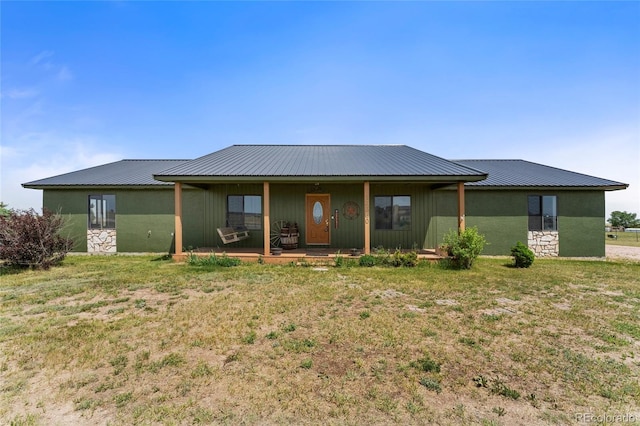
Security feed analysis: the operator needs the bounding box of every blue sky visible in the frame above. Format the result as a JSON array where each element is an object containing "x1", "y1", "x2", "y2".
[{"x1": 2, "y1": 1, "x2": 639, "y2": 216}]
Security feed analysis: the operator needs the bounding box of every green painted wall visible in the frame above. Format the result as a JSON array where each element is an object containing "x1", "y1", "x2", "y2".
[
  {"x1": 115, "y1": 191, "x2": 175, "y2": 252},
  {"x1": 270, "y1": 183, "x2": 365, "y2": 249},
  {"x1": 193, "y1": 183, "x2": 435, "y2": 250},
  {"x1": 197, "y1": 183, "x2": 368, "y2": 249},
  {"x1": 369, "y1": 183, "x2": 431, "y2": 250},
  {"x1": 43, "y1": 188, "x2": 204, "y2": 253},
  {"x1": 41, "y1": 185, "x2": 607, "y2": 256},
  {"x1": 195, "y1": 183, "x2": 264, "y2": 249},
  {"x1": 465, "y1": 190, "x2": 528, "y2": 255},
  {"x1": 431, "y1": 189, "x2": 606, "y2": 256},
  {"x1": 44, "y1": 190, "x2": 90, "y2": 252},
  {"x1": 555, "y1": 191, "x2": 605, "y2": 257}
]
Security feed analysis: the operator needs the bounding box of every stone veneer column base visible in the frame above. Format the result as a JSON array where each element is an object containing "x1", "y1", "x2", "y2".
[
  {"x1": 528, "y1": 231, "x2": 559, "y2": 257},
  {"x1": 87, "y1": 229, "x2": 117, "y2": 253}
]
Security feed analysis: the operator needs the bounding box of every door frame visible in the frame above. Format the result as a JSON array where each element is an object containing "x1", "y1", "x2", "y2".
[{"x1": 305, "y1": 193, "x2": 331, "y2": 245}]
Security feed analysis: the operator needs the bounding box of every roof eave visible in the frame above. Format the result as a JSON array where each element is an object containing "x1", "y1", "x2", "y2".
[
  {"x1": 464, "y1": 184, "x2": 629, "y2": 191},
  {"x1": 22, "y1": 184, "x2": 174, "y2": 190}
]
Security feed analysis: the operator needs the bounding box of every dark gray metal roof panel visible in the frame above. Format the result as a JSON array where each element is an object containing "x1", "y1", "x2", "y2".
[
  {"x1": 22, "y1": 160, "x2": 188, "y2": 188},
  {"x1": 154, "y1": 145, "x2": 487, "y2": 178},
  {"x1": 454, "y1": 160, "x2": 628, "y2": 189}
]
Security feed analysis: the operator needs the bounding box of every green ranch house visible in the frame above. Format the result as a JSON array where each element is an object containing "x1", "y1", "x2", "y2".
[{"x1": 23, "y1": 145, "x2": 627, "y2": 261}]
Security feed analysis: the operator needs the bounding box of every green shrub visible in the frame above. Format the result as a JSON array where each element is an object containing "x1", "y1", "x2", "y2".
[
  {"x1": 187, "y1": 252, "x2": 241, "y2": 267},
  {"x1": 510, "y1": 241, "x2": 534, "y2": 268},
  {"x1": 372, "y1": 246, "x2": 391, "y2": 265},
  {"x1": 392, "y1": 250, "x2": 418, "y2": 267},
  {"x1": 410, "y1": 355, "x2": 441, "y2": 373},
  {"x1": 419, "y1": 377, "x2": 442, "y2": 394},
  {"x1": 242, "y1": 331, "x2": 257, "y2": 344},
  {"x1": 359, "y1": 254, "x2": 376, "y2": 267},
  {"x1": 441, "y1": 227, "x2": 486, "y2": 270},
  {"x1": 365, "y1": 247, "x2": 418, "y2": 267},
  {"x1": 491, "y1": 378, "x2": 520, "y2": 400}
]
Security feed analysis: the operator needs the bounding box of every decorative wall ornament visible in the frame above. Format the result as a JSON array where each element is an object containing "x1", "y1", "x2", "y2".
[{"x1": 342, "y1": 201, "x2": 360, "y2": 220}]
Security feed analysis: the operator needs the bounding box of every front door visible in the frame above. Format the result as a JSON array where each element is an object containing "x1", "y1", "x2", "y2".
[{"x1": 306, "y1": 194, "x2": 330, "y2": 245}]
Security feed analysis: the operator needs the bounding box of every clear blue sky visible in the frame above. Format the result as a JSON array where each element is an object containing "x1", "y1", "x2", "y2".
[{"x1": 2, "y1": 1, "x2": 639, "y2": 216}]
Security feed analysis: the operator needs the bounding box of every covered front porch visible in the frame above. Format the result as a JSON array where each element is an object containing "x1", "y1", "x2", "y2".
[
  {"x1": 171, "y1": 180, "x2": 468, "y2": 261},
  {"x1": 150, "y1": 145, "x2": 488, "y2": 260}
]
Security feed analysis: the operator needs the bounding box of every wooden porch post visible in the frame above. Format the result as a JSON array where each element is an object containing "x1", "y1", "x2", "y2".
[
  {"x1": 174, "y1": 182, "x2": 183, "y2": 255},
  {"x1": 263, "y1": 181, "x2": 270, "y2": 256},
  {"x1": 457, "y1": 181, "x2": 466, "y2": 233},
  {"x1": 364, "y1": 181, "x2": 371, "y2": 254}
]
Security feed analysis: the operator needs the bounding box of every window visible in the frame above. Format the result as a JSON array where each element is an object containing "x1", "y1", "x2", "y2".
[
  {"x1": 89, "y1": 195, "x2": 116, "y2": 229},
  {"x1": 227, "y1": 195, "x2": 262, "y2": 230},
  {"x1": 374, "y1": 196, "x2": 411, "y2": 230},
  {"x1": 528, "y1": 195, "x2": 557, "y2": 231}
]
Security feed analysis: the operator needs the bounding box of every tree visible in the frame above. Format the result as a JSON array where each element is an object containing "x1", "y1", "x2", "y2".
[
  {"x1": 608, "y1": 211, "x2": 640, "y2": 229},
  {"x1": 0, "y1": 208, "x2": 74, "y2": 269},
  {"x1": 0, "y1": 202, "x2": 10, "y2": 217}
]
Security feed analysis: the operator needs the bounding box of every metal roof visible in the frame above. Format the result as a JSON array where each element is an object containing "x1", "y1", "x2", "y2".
[
  {"x1": 20, "y1": 150, "x2": 628, "y2": 191},
  {"x1": 454, "y1": 159, "x2": 628, "y2": 190},
  {"x1": 22, "y1": 160, "x2": 188, "y2": 188},
  {"x1": 153, "y1": 145, "x2": 487, "y2": 181}
]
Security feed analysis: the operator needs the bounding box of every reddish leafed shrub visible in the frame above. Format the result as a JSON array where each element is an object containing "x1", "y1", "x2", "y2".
[{"x1": 0, "y1": 208, "x2": 73, "y2": 269}]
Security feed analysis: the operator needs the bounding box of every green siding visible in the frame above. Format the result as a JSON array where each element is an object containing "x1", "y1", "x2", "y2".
[
  {"x1": 43, "y1": 188, "x2": 202, "y2": 253},
  {"x1": 198, "y1": 183, "x2": 367, "y2": 249},
  {"x1": 195, "y1": 183, "x2": 436, "y2": 250},
  {"x1": 429, "y1": 191, "x2": 457, "y2": 250},
  {"x1": 465, "y1": 191, "x2": 528, "y2": 255},
  {"x1": 182, "y1": 189, "x2": 206, "y2": 250},
  {"x1": 370, "y1": 184, "x2": 432, "y2": 250},
  {"x1": 41, "y1": 185, "x2": 608, "y2": 257},
  {"x1": 116, "y1": 191, "x2": 175, "y2": 252},
  {"x1": 556, "y1": 191, "x2": 605, "y2": 257},
  {"x1": 197, "y1": 184, "x2": 264, "y2": 249},
  {"x1": 270, "y1": 184, "x2": 366, "y2": 249},
  {"x1": 432, "y1": 189, "x2": 606, "y2": 257},
  {"x1": 44, "y1": 190, "x2": 90, "y2": 252}
]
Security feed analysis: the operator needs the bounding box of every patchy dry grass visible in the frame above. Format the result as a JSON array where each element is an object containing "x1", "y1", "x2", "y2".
[{"x1": 1, "y1": 255, "x2": 639, "y2": 425}]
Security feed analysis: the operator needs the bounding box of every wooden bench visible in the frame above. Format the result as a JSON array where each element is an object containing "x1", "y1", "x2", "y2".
[{"x1": 217, "y1": 227, "x2": 250, "y2": 244}]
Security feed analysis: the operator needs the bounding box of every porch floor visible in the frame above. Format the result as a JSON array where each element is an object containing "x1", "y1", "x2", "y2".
[{"x1": 174, "y1": 247, "x2": 443, "y2": 264}]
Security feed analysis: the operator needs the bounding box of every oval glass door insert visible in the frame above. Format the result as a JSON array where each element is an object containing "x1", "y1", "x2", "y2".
[{"x1": 313, "y1": 201, "x2": 323, "y2": 224}]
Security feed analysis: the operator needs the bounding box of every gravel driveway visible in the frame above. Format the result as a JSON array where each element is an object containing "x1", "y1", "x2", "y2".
[{"x1": 606, "y1": 245, "x2": 640, "y2": 261}]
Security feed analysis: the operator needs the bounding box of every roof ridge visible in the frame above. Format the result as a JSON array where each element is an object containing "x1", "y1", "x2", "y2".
[
  {"x1": 231, "y1": 144, "x2": 406, "y2": 147},
  {"x1": 121, "y1": 159, "x2": 190, "y2": 161},
  {"x1": 452, "y1": 159, "x2": 523, "y2": 162}
]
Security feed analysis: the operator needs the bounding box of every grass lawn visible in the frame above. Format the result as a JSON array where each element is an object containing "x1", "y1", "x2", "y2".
[
  {"x1": 606, "y1": 231, "x2": 640, "y2": 247},
  {"x1": 1, "y1": 255, "x2": 639, "y2": 425}
]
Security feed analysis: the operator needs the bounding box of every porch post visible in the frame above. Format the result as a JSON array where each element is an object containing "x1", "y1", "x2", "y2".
[
  {"x1": 457, "y1": 181, "x2": 465, "y2": 233},
  {"x1": 364, "y1": 181, "x2": 371, "y2": 254},
  {"x1": 174, "y1": 182, "x2": 183, "y2": 255},
  {"x1": 263, "y1": 181, "x2": 270, "y2": 256}
]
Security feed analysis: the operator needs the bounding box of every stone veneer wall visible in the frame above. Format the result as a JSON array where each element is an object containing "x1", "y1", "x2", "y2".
[
  {"x1": 87, "y1": 229, "x2": 117, "y2": 253},
  {"x1": 528, "y1": 231, "x2": 559, "y2": 257}
]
